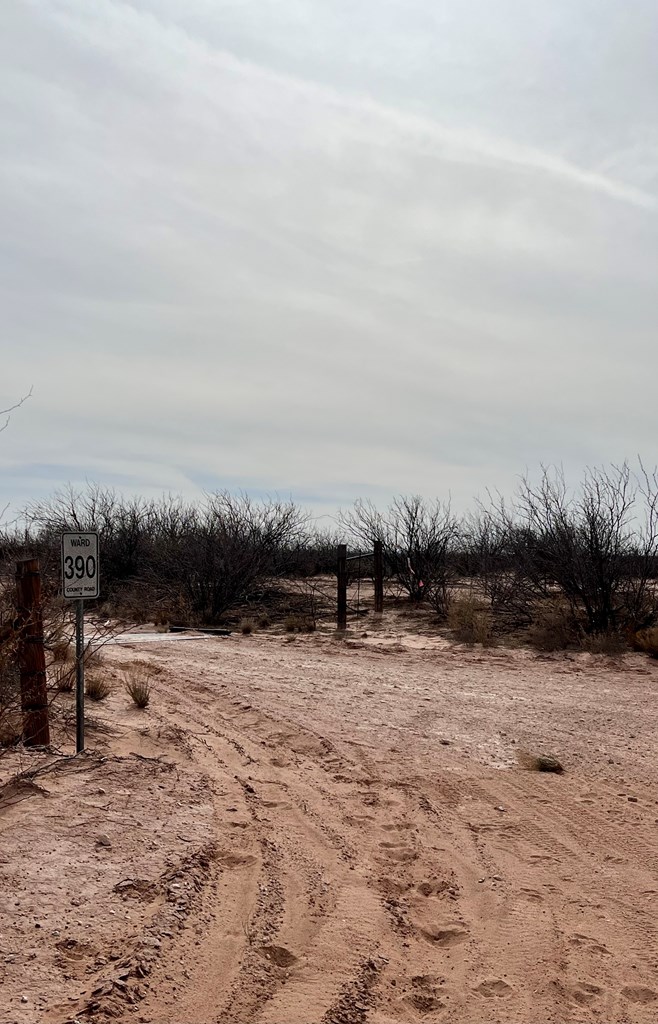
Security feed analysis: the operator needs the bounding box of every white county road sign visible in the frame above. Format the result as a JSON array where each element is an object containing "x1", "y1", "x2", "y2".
[{"x1": 61, "y1": 532, "x2": 100, "y2": 599}]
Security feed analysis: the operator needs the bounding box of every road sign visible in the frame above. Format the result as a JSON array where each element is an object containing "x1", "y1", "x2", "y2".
[{"x1": 61, "y1": 532, "x2": 100, "y2": 600}]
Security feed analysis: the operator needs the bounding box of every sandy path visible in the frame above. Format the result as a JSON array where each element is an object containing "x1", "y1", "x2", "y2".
[{"x1": 100, "y1": 630, "x2": 658, "y2": 1024}]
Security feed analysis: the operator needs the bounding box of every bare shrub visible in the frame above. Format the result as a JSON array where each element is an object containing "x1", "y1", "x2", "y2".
[
  {"x1": 339, "y1": 496, "x2": 461, "y2": 617},
  {"x1": 149, "y1": 494, "x2": 309, "y2": 624},
  {"x1": 240, "y1": 619, "x2": 255, "y2": 635},
  {"x1": 85, "y1": 673, "x2": 111, "y2": 701},
  {"x1": 447, "y1": 596, "x2": 494, "y2": 645},
  {"x1": 23, "y1": 487, "x2": 309, "y2": 626},
  {"x1": 471, "y1": 463, "x2": 658, "y2": 637}
]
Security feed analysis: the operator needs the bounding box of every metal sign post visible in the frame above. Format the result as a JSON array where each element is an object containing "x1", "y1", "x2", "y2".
[
  {"x1": 61, "y1": 532, "x2": 100, "y2": 754},
  {"x1": 75, "y1": 599, "x2": 85, "y2": 753}
]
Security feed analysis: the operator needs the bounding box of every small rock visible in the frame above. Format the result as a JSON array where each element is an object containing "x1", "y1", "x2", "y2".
[
  {"x1": 21, "y1": 996, "x2": 28, "y2": 1004},
  {"x1": 96, "y1": 834, "x2": 112, "y2": 848},
  {"x1": 439, "y1": 739, "x2": 451, "y2": 746},
  {"x1": 628, "y1": 796, "x2": 638, "y2": 803},
  {"x1": 492, "y1": 874, "x2": 503, "y2": 881},
  {"x1": 495, "y1": 806, "x2": 506, "y2": 812}
]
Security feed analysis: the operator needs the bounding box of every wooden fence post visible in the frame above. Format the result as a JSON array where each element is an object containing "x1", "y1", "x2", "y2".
[
  {"x1": 15, "y1": 559, "x2": 50, "y2": 747},
  {"x1": 337, "y1": 544, "x2": 347, "y2": 631},
  {"x1": 374, "y1": 540, "x2": 384, "y2": 614}
]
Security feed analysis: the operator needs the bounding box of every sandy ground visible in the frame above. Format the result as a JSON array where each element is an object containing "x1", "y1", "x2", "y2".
[{"x1": 2, "y1": 615, "x2": 658, "y2": 1024}]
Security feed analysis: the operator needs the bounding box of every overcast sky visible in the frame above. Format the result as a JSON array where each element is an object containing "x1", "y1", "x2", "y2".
[{"x1": 1, "y1": 0, "x2": 657, "y2": 517}]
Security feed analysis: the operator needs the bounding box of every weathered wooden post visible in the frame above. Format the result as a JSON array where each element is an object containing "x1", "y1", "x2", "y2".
[
  {"x1": 337, "y1": 544, "x2": 347, "y2": 631},
  {"x1": 374, "y1": 540, "x2": 384, "y2": 615},
  {"x1": 15, "y1": 558, "x2": 50, "y2": 747}
]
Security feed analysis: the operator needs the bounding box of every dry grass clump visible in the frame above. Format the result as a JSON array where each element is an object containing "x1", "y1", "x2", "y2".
[
  {"x1": 84, "y1": 646, "x2": 105, "y2": 670},
  {"x1": 240, "y1": 619, "x2": 255, "y2": 635},
  {"x1": 122, "y1": 663, "x2": 153, "y2": 708},
  {"x1": 85, "y1": 673, "x2": 111, "y2": 701},
  {"x1": 51, "y1": 664, "x2": 75, "y2": 693},
  {"x1": 126, "y1": 677, "x2": 151, "y2": 708},
  {"x1": 517, "y1": 750, "x2": 564, "y2": 774},
  {"x1": 447, "y1": 596, "x2": 494, "y2": 646}
]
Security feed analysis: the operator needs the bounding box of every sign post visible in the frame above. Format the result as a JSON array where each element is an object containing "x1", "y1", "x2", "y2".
[{"x1": 61, "y1": 533, "x2": 100, "y2": 754}]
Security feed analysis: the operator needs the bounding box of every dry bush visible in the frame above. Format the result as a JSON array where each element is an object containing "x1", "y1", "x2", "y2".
[
  {"x1": 526, "y1": 600, "x2": 580, "y2": 652},
  {"x1": 0, "y1": 712, "x2": 21, "y2": 748},
  {"x1": 239, "y1": 619, "x2": 255, "y2": 635},
  {"x1": 447, "y1": 596, "x2": 494, "y2": 645},
  {"x1": 85, "y1": 673, "x2": 111, "y2": 701},
  {"x1": 284, "y1": 614, "x2": 315, "y2": 633},
  {"x1": 257, "y1": 616, "x2": 270, "y2": 629},
  {"x1": 631, "y1": 627, "x2": 658, "y2": 658},
  {"x1": 0, "y1": 602, "x2": 22, "y2": 746},
  {"x1": 0, "y1": 616, "x2": 21, "y2": 746},
  {"x1": 122, "y1": 663, "x2": 153, "y2": 708},
  {"x1": 582, "y1": 632, "x2": 628, "y2": 655}
]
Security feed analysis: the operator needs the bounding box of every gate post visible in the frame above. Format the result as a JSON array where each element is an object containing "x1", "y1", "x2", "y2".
[
  {"x1": 373, "y1": 540, "x2": 384, "y2": 615},
  {"x1": 15, "y1": 559, "x2": 50, "y2": 747},
  {"x1": 337, "y1": 544, "x2": 347, "y2": 631}
]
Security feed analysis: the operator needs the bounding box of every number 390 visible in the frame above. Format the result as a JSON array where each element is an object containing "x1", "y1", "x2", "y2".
[{"x1": 64, "y1": 555, "x2": 96, "y2": 581}]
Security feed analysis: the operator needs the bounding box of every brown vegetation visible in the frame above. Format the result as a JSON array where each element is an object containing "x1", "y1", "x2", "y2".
[
  {"x1": 447, "y1": 594, "x2": 494, "y2": 645},
  {"x1": 85, "y1": 673, "x2": 111, "y2": 701}
]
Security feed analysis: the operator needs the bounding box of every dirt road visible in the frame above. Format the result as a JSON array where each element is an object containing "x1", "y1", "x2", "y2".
[{"x1": 3, "y1": 627, "x2": 658, "y2": 1023}]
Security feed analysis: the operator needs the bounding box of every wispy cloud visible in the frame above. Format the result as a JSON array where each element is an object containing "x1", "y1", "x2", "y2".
[{"x1": 1, "y1": 0, "x2": 657, "y2": 516}]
